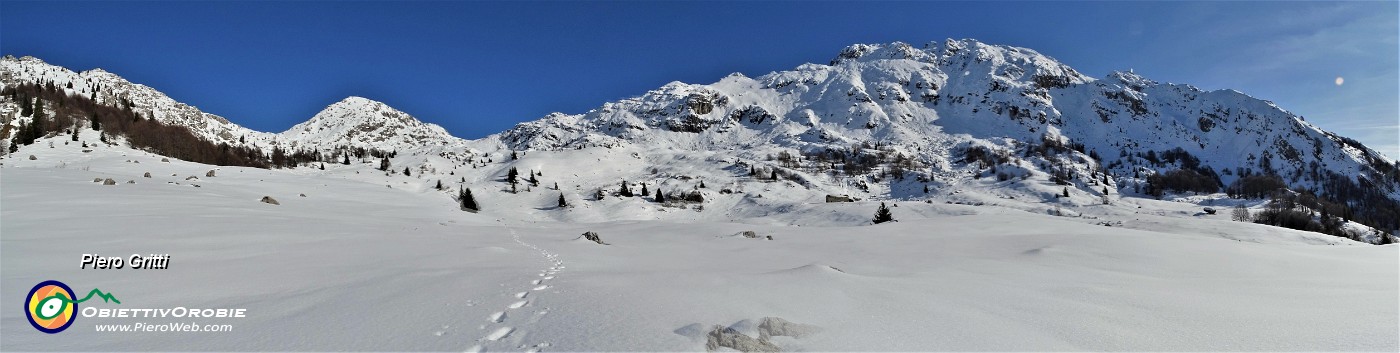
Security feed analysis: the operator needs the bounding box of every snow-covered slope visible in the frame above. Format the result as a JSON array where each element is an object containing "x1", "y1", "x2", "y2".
[
  {"x1": 0, "y1": 56, "x2": 271, "y2": 145},
  {"x1": 2, "y1": 140, "x2": 1394, "y2": 351}
]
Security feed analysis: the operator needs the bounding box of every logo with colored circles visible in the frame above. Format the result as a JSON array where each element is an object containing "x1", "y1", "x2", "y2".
[{"x1": 25, "y1": 280, "x2": 120, "y2": 334}]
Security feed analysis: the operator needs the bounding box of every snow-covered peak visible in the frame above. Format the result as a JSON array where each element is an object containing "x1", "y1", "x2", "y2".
[
  {"x1": 280, "y1": 96, "x2": 464, "y2": 150},
  {"x1": 0, "y1": 55, "x2": 271, "y2": 145}
]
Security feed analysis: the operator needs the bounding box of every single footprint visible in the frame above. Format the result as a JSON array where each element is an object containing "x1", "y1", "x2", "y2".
[
  {"x1": 485, "y1": 326, "x2": 514, "y2": 341},
  {"x1": 489, "y1": 311, "x2": 506, "y2": 323},
  {"x1": 508, "y1": 300, "x2": 529, "y2": 309},
  {"x1": 531, "y1": 279, "x2": 542, "y2": 285},
  {"x1": 532, "y1": 285, "x2": 549, "y2": 291},
  {"x1": 515, "y1": 291, "x2": 528, "y2": 298}
]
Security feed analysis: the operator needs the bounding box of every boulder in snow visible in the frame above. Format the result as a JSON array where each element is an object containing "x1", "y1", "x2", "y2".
[
  {"x1": 825, "y1": 194, "x2": 854, "y2": 203},
  {"x1": 143, "y1": 172, "x2": 152, "y2": 178},
  {"x1": 28, "y1": 155, "x2": 36, "y2": 160},
  {"x1": 260, "y1": 196, "x2": 280, "y2": 205},
  {"x1": 705, "y1": 325, "x2": 780, "y2": 353},
  {"x1": 205, "y1": 169, "x2": 216, "y2": 177},
  {"x1": 581, "y1": 231, "x2": 608, "y2": 245},
  {"x1": 102, "y1": 178, "x2": 116, "y2": 185}
]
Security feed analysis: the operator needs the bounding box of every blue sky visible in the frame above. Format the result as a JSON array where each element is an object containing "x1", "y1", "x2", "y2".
[{"x1": 2, "y1": 1, "x2": 1395, "y2": 158}]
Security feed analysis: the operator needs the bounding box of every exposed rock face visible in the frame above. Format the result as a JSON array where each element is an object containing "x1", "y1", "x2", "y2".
[
  {"x1": 581, "y1": 231, "x2": 607, "y2": 245},
  {"x1": 260, "y1": 196, "x2": 279, "y2": 205}
]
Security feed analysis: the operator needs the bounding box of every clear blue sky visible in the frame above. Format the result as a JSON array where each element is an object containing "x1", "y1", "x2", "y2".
[{"x1": 2, "y1": 1, "x2": 1395, "y2": 158}]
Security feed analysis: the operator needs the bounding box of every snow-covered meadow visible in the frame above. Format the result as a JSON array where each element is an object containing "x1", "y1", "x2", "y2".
[{"x1": 1, "y1": 139, "x2": 1395, "y2": 352}]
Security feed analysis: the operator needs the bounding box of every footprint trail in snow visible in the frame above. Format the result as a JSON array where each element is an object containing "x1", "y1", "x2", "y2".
[{"x1": 465, "y1": 228, "x2": 564, "y2": 352}]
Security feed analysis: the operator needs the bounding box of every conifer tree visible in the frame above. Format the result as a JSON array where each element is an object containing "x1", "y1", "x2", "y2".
[
  {"x1": 379, "y1": 156, "x2": 391, "y2": 171},
  {"x1": 436, "y1": 180, "x2": 443, "y2": 190},
  {"x1": 619, "y1": 180, "x2": 633, "y2": 197},
  {"x1": 640, "y1": 183, "x2": 649, "y2": 196},
  {"x1": 770, "y1": 169, "x2": 778, "y2": 180},
  {"x1": 558, "y1": 193, "x2": 567, "y2": 208},
  {"x1": 699, "y1": 180, "x2": 706, "y2": 188},
  {"x1": 873, "y1": 202, "x2": 895, "y2": 224},
  {"x1": 1063, "y1": 187, "x2": 1070, "y2": 198},
  {"x1": 458, "y1": 187, "x2": 480, "y2": 211},
  {"x1": 404, "y1": 167, "x2": 411, "y2": 176},
  {"x1": 507, "y1": 167, "x2": 519, "y2": 185},
  {"x1": 528, "y1": 173, "x2": 538, "y2": 186},
  {"x1": 655, "y1": 191, "x2": 666, "y2": 203}
]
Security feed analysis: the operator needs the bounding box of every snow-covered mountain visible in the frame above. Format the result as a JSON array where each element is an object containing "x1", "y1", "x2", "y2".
[
  {"x1": 0, "y1": 56, "x2": 469, "y2": 153},
  {"x1": 498, "y1": 39, "x2": 1396, "y2": 198},
  {"x1": 280, "y1": 96, "x2": 465, "y2": 151},
  {"x1": 3, "y1": 39, "x2": 1397, "y2": 232}
]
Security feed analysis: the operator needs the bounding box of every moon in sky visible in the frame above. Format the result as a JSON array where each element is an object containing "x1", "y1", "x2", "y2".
[{"x1": 1335, "y1": 76, "x2": 1344, "y2": 86}]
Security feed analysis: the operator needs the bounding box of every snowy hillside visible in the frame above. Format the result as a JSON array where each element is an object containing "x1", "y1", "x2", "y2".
[
  {"x1": 2, "y1": 140, "x2": 1395, "y2": 351},
  {"x1": 0, "y1": 56, "x2": 272, "y2": 145}
]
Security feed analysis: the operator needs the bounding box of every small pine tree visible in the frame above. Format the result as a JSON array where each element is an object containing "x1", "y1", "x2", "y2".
[
  {"x1": 640, "y1": 183, "x2": 649, "y2": 196},
  {"x1": 873, "y1": 202, "x2": 895, "y2": 224},
  {"x1": 554, "y1": 182, "x2": 559, "y2": 190},
  {"x1": 507, "y1": 167, "x2": 519, "y2": 185},
  {"x1": 923, "y1": 185, "x2": 929, "y2": 193},
  {"x1": 404, "y1": 167, "x2": 411, "y2": 176},
  {"x1": 1102, "y1": 186, "x2": 1109, "y2": 195},
  {"x1": 458, "y1": 187, "x2": 480, "y2": 211},
  {"x1": 558, "y1": 193, "x2": 567, "y2": 208},
  {"x1": 619, "y1": 181, "x2": 633, "y2": 197},
  {"x1": 71, "y1": 127, "x2": 79, "y2": 141},
  {"x1": 342, "y1": 154, "x2": 350, "y2": 165},
  {"x1": 698, "y1": 180, "x2": 706, "y2": 188},
  {"x1": 511, "y1": 151, "x2": 519, "y2": 160},
  {"x1": 436, "y1": 180, "x2": 443, "y2": 190},
  {"x1": 528, "y1": 173, "x2": 538, "y2": 186},
  {"x1": 319, "y1": 163, "x2": 325, "y2": 170},
  {"x1": 239, "y1": 135, "x2": 246, "y2": 144},
  {"x1": 655, "y1": 191, "x2": 666, "y2": 203},
  {"x1": 90, "y1": 112, "x2": 101, "y2": 131},
  {"x1": 770, "y1": 169, "x2": 778, "y2": 180},
  {"x1": 595, "y1": 188, "x2": 605, "y2": 200},
  {"x1": 379, "y1": 157, "x2": 390, "y2": 171},
  {"x1": 1062, "y1": 187, "x2": 1070, "y2": 198}
]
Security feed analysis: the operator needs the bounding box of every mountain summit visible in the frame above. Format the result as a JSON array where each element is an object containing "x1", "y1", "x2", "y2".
[{"x1": 281, "y1": 96, "x2": 461, "y2": 150}]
